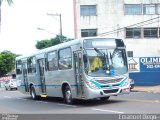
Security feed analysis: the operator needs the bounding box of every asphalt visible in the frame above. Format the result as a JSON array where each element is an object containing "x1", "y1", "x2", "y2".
[{"x1": 132, "y1": 85, "x2": 160, "y2": 93}]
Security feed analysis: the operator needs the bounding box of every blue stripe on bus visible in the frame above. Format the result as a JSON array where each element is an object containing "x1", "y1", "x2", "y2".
[
  {"x1": 90, "y1": 77, "x2": 127, "y2": 89},
  {"x1": 21, "y1": 84, "x2": 77, "y2": 87},
  {"x1": 119, "y1": 78, "x2": 127, "y2": 87}
]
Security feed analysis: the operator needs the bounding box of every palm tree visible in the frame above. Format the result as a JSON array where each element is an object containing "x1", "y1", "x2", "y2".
[
  {"x1": 0, "y1": 0, "x2": 13, "y2": 6},
  {"x1": 0, "y1": 0, "x2": 13, "y2": 30}
]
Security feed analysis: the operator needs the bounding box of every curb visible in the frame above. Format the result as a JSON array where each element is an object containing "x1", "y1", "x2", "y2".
[
  {"x1": 132, "y1": 86, "x2": 160, "y2": 93},
  {"x1": 131, "y1": 90, "x2": 158, "y2": 93}
]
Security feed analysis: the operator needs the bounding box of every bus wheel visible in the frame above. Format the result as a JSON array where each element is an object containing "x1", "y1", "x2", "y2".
[
  {"x1": 5, "y1": 87, "x2": 8, "y2": 91},
  {"x1": 64, "y1": 86, "x2": 73, "y2": 104},
  {"x1": 100, "y1": 96, "x2": 110, "y2": 101},
  {"x1": 30, "y1": 86, "x2": 37, "y2": 100}
]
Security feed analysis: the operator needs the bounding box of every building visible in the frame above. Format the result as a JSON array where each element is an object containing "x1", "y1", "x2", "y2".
[
  {"x1": 73, "y1": 0, "x2": 160, "y2": 57},
  {"x1": 73, "y1": 0, "x2": 160, "y2": 85}
]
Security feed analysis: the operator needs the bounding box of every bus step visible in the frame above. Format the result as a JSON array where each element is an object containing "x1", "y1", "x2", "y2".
[{"x1": 40, "y1": 94, "x2": 48, "y2": 98}]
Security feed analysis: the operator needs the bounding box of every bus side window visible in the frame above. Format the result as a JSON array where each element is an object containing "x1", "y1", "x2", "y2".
[
  {"x1": 27, "y1": 57, "x2": 36, "y2": 73},
  {"x1": 47, "y1": 51, "x2": 58, "y2": 71},
  {"x1": 16, "y1": 60, "x2": 22, "y2": 75},
  {"x1": 59, "y1": 48, "x2": 72, "y2": 70}
]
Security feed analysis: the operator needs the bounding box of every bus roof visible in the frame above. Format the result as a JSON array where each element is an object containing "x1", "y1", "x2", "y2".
[
  {"x1": 16, "y1": 37, "x2": 123, "y2": 60},
  {"x1": 16, "y1": 38, "x2": 82, "y2": 60}
]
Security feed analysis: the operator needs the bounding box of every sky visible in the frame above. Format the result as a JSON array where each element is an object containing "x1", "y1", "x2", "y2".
[{"x1": 0, "y1": 0, "x2": 74, "y2": 55}]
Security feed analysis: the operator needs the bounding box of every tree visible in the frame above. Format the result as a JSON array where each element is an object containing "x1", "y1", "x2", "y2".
[
  {"x1": 0, "y1": 0, "x2": 13, "y2": 24},
  {"x1": 35, "y1": 39, "x2": 52, "y2": 50},
  {"x1": 0, "y1": 0, "x2": 13, "y2": 6},
  {"x1": 0, "y1": 50, "x2": 16, "y2": 77},
  {"x1": 35, "y1": 35, "x2": 72, "y2": 49},
  {"x1": 0, "y1": 0, "x2": 13, "y2": 30}
]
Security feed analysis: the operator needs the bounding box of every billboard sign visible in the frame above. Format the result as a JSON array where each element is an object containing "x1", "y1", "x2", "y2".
[{"x1": 140, "y1": 57, "x2": 160, "y2": 72}]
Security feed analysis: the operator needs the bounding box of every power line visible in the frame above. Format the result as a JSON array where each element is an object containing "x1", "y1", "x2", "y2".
[
  {"x1": 37, "y1": 27, "x2": 57, "y2": 35},
  {"x1": 98, "y1": 16, "x2": 160, "y2": 36}
]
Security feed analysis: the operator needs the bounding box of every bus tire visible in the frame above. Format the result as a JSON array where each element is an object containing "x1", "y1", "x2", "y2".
[
  {"x1": 100, "y1": 96, "x2": 110, "y2": 101},
  {"x1": 30, "y1": 86, "x2": 37, "y2": 100},
  {"x1": 64, "y1": 86, "x2": 73, "y2": 104},
  {"x1": 5, "y1": 87, "x2": 8, "y2": 91}
]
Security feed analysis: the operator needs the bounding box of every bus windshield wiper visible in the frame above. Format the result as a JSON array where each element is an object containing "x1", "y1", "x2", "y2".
[{"x1": 94, "y1": 48, "x2": 105, "y2": 57}]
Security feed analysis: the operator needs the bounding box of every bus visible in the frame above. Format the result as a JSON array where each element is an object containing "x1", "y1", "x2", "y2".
[{"x1": 16, "y1": 37, "x2": 130, "y2": 104}]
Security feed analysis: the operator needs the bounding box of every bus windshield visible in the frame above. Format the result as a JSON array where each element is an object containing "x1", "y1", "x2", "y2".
[{"x1": 83, "y1": 48, "x2": 128, "y2": 77}]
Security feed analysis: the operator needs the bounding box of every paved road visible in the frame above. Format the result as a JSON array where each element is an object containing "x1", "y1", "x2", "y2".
[
  {"x1": 0, "y1": 89, "x2": 160, "y2": 114},
  {"x1": 0, "y1": 89, "x2": 160, "y2": 120}
]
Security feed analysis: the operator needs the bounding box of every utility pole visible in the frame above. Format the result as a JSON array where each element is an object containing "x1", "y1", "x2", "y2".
[{"x1": 47, "y1": 13, "x2": 63, "y2": 43}]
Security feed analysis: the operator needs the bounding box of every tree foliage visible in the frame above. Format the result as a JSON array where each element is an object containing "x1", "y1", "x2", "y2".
[
  {"x1": 0, "y1": 50, "x2": 16, "y2": 77},
  {"x1": 0, "y1": 0, "x2": 13, "y2": 6},
  {"x1": 35, "y1": 35, "x2": 72, "y2": 50},
  {"x1": 0, "y1": 0, "x2": 13, "y2": 29}
]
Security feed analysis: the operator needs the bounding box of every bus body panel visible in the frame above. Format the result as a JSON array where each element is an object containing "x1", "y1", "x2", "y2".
[{"x1": 45, "y1": 70, "x2": 76, "y2": 98}]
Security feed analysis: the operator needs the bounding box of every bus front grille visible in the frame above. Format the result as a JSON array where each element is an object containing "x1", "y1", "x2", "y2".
[
  {"x1": 95, "y1": 78, "x2": 122, "y2": 84},
  {"x1": 103, "y1": 89, "x2": 119, "y2": 94}
]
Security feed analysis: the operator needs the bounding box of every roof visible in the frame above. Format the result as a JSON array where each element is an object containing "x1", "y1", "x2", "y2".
[
  {"x1": 16, "y1": 37, "x2": 123, "y2": 60},
  {"x1": 128, "y1": 58, "x2": 138, "y2": 64}
]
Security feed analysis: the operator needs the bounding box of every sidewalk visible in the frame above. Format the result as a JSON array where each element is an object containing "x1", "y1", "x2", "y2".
[{"x1": 132, "y1": 85, "x2": 160, "y2": 93}]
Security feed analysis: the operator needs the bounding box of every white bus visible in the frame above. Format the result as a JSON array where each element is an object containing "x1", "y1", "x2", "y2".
[{"x1": 16, "y1": 37, "x2": 130, "y2": 104}]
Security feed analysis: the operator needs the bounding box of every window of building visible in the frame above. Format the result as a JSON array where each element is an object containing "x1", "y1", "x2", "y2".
[
  {"x1": 144, "y1": 28, "x2": 158, "y2": 38},
  {"x1": 59, "y1": 48, "x2": 72, "y2": 70},
  {"x1": 127, "y1": 51, "x2": 133, "y2": 57},
  {"x1": 16, "y1": 60, "x2": 22, "y2": 75},
  {"x1": 81, "y1": 29, "x2": 97, "y2": 37},
  {"x1": 80, "y1": 5, "x2": 96, "y2": 16},
  {"x1": 47, "y1": 51, "x2": 58, "y2": 71},
  {"x1": 126, "y1": 28, "x2": 141, "y2": 38},
  {"x1": 124, "y1": 4, "x2": 141, "y2": 15},
  {"x1": 143, "y1": 4, "x2": 156, "y2": 14},
  {"x1": 27, "y1": 57, "x2": 36, "y2": 73},
  {"x1": 157, "y1": 4, "x2": 160, "y2": 14}
]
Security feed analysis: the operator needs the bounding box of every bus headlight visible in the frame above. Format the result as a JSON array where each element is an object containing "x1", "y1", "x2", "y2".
[
  {"x1": 86, "y1": 81, "x2": 99, "y2": 89},
  {"x1": 122, "y1": 79, "x2": 130, "y2": 87}
]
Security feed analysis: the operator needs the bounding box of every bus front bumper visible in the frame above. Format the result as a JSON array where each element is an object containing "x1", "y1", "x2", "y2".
[{"x1": 84, "y1": 85, "x2": 130, "y2": 99}]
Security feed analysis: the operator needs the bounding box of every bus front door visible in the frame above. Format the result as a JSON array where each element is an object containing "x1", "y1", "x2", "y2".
[
  {"x1": 22, "y1": 62, "x2": 29, "y2": 92},
  {"x1": 74, "y1": 51, "x2": 84, "y2": 98},
  {"x1": 37, "y1": 59, "x2": 46, "y2": 94}
]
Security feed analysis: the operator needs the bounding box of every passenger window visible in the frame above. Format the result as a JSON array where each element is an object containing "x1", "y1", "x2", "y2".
[
  {"x1": 16, "y1": 60, "x2": 22, "y2": 75},
  {"x1": 59, "y1": 48, "x2": 72, "y2": 70},
  {"x1": 27, "y1": 57, "x2": 36, "y2": 73},
  {"x1": 47, "y1": 51, "x2": 58, "y2": 71}
]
